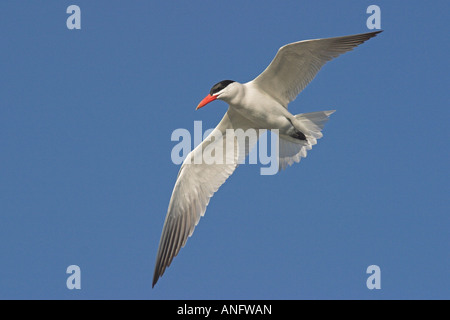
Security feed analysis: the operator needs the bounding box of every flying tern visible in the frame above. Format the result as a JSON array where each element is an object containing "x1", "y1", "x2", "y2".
[{"x1": 153, "y1": 30, "x2": 382, "y2": 287}]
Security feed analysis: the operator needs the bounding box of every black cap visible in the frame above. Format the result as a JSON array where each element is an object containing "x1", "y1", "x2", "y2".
[{"x1": 210, "y1": 80, "x2": 235, "y2": 96}]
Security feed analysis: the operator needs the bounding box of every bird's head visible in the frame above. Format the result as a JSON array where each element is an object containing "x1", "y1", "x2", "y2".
[{"x1": 196, "y1": 80, "x2": 237, "y2": 110}]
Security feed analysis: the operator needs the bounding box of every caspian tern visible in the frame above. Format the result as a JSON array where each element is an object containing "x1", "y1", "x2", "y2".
[{"x1": 153, "y1": 30, "x2": 382, "y2": 287}]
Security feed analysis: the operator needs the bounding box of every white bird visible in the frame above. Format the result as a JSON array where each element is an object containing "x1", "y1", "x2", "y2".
[{"x1": 152, "y1": 30, "x2": 382, "y2": 287}]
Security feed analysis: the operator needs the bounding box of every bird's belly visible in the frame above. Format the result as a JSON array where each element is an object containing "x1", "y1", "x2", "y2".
[{"x1": 232, "y1": 102, "x2": 291, "y2": 131}]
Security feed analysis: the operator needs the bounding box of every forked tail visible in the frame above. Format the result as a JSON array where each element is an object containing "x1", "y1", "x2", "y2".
[{"x1": 278, "y1": 110, "x2": 335, "y2": 170}]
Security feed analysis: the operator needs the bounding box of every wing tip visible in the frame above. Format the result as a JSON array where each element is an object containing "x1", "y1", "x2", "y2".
[
  {"x1": 152, "y1": 265, "x2": 161, "y2": 288},
  {"x1": 152, "y1": 263, "x2": 165, "y2": 288},
  {"x1": 356, "y1": 30, "x2": 383, "y2": 42},
  {"x1": 342, "y1": 30, "x2": 383, "y2": 44},
  {"x1": 366, "y1": 30, "x2": 383, "y2": 38}
]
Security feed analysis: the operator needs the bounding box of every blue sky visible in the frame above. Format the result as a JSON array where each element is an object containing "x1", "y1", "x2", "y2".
[{"x1": 0, "y1": 1, "x2": 448, "y2": 299}]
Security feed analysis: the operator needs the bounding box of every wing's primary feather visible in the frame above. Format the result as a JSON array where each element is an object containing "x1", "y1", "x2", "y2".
[{"x1": 251, "y1": 31, "x2": 382, "y2": 107}]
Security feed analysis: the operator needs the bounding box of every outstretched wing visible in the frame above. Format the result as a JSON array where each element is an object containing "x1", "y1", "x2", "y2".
[
  {"x1": 251, "y1": 31, "x2": 382, "y2": 107},
  {"x1": 153, "y1": 109, "x2": 260, "y2": 287}
]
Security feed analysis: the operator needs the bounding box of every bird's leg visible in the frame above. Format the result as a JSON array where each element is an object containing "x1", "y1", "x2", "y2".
[
  {"x1": 290, "y1": 129, "x2": 307, "y2": 141},
  {"x1": 286, "y1": 118, "x2": 307, "y2": 141}
]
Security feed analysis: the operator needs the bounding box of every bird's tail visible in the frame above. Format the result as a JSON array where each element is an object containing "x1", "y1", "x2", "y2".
[{"x1": 278, "y1": 110, "x2": 335, "y2": 170}]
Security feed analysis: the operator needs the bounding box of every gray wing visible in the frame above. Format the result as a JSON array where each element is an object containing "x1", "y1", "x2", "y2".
[
  {"x1": 152, "y1": 109, "x2": 260, "y2": 287},
  {"x1": 251, "y1": 31, "x2": 382, "y2": 107}
]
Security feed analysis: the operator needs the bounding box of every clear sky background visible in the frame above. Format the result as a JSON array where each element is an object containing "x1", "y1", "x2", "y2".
[{"x1": 0, "y1": 1, "x2": 448, "y2": 299}]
